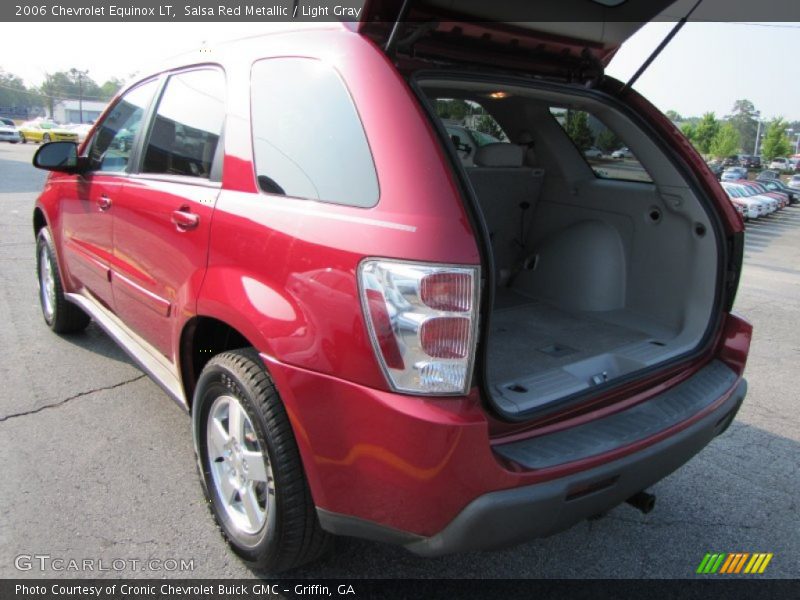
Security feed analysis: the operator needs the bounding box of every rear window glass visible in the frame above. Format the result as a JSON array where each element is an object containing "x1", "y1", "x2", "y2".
[
  {"x1": 432, "y1": 99, "x2": 508, "y2": 166},
  {"x1": 250, "y1": 58, "x2": 378, "y2": 208},
  {"x1": 550, "y1": 107, "x2": 653, "y2": 183}
]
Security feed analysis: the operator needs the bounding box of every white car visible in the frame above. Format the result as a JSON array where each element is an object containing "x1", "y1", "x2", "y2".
[
  {"x1": 721, "y1": 182, "x2": 772, "y2": 217},
  {"x1": 0, "y1": 117, "x2": 21, "y2": 143},
  {"x1": 65, "y1": 123, "x2": 93, "y2": 144},
  {"x1": 611, "y1": 147, "x2": 633, "y2": 159},
  {"x1": 788, "y1": 174, "x2": 800, "y2": 191},
  {"x1": 768, "y1": 157, "x2": 790, "y2": 171},
  {"x1": 583, "y1": 146, "x2": 603, "y2": 158}
]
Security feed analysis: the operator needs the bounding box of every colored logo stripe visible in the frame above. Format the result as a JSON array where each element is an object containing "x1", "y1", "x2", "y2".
[{"x1": 697, "y1": 553, "x2": 773, "y2": 574}]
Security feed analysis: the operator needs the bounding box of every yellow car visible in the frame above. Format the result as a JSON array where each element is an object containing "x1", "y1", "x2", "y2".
[{"x1": 18, "y1": 120, "x2": 79, "y2": 144}]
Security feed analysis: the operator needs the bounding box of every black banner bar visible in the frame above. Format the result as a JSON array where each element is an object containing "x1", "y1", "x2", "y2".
[
  {"x1": 2, "y1": 579, "x2": 800, "y2": 600},
  {"x1": 3, "y1": 0, "x2": 800, "y2": 23}
]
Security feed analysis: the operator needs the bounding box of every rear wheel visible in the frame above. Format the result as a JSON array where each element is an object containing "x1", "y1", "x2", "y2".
[
  {"x1": 194, "y1": 349, "x2": 331, "y2": 572},
  {"x1": 36, "y1": 229, "x2": 90, "y2": 334},
  {"x1": 20, "y1": 133, "x2": 27, "y2": 143},
  {"x1": 42, "y1": 133, "x2": 51, "y2": 143}
]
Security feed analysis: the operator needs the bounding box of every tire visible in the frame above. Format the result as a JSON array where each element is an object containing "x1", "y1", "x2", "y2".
[
  {"x1": 36, "y1": 228, "x2": 90, "y2": 334},
  {"x1": 194, "y1": 349, "x2": 331, "y2": 572},
  {"x1": 20, "y1": 133, "x2": 27, "y2": 144},
  {"x1": 43, "y1": 133, "x2": 51, "y2": 143}
]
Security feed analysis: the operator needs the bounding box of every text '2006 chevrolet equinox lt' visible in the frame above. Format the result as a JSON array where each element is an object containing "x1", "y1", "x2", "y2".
[{"x1": 32, "y1": 1, "x2": 751, "y2": 572}]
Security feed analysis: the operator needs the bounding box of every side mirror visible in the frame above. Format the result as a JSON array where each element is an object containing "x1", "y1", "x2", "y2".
[{"x1": 33, "y1": 142, "x2": 83, "y2": 173}]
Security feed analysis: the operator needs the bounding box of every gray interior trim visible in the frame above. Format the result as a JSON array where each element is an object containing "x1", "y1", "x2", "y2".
[{"x1": 420, "y1": 78, "x2": 720, "y2": 416}]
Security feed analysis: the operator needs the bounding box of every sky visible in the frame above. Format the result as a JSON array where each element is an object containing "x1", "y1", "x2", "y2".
[{"x1": 1, "y1": 21, "x2": 799, "y2": 121}]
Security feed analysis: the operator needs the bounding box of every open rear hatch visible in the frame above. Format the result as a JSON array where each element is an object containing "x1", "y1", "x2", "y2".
[
  {"x1": 359, "y1": 1, "x2": 736, "y2": 421},
  {"x1": 358, "y1": 0, "x2": 684, "y2": 82}
]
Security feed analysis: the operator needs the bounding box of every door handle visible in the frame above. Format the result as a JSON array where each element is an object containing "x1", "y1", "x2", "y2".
[
  {"x1": 171, "y1": 208, "x2": 200, "y2": 230},
  {"x1": 98, "y1": 195, "x2": 112, "y2": 211}
]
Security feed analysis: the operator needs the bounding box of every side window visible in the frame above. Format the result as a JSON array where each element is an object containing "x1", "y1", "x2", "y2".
[
  {"x1": 88, "y1": 80, "x2": 158, "y2": 172},
  {"x1": 142, "y1": 69, "x2": 226, "y2": 179},
  {"x1": 549, "y1": 107, "x2": 653, "y2": 183},
  {"x1": 251, "y1": 58, "x2": 378, "y2": 208}
]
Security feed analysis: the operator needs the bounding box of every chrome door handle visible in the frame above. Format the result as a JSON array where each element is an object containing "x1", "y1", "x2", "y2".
[
  {"x1": 171, "y1": 209, "x2": 200, "y2": 230},
  {"x1": 98, "y1": 195, "x2": 112, "y2": 211}
]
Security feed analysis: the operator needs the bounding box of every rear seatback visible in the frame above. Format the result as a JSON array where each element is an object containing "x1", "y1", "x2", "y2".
[{"x1": 466, "y1": 143, "x2": 544, "y2": 285}]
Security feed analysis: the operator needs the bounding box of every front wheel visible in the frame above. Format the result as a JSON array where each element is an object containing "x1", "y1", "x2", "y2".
[
  {"x1": 194, "y1": 349, "x2": 331, "y2": 572},
  {"x1": 20, "y1": 133, "x2": 27, "y2": 144},
  {"x1": 36, "y1": 229, "x2": 90, "y2": 333},
  {"x1": 42, "y1": 133, "x2": 51, "y2": 143}
]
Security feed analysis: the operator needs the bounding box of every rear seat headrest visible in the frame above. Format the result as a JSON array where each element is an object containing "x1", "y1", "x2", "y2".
[{"x1": 474, "y1": 143, "x2": 525, "y2": 168}]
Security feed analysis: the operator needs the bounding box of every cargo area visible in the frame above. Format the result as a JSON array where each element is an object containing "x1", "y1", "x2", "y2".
[{"x1": 421, "y1": 78, "x2": 721, "y2": 417}]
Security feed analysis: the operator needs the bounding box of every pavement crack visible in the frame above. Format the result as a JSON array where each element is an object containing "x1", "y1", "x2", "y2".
[{"x1": 0, "y1": 374, "x2": 146, "y2": 423}]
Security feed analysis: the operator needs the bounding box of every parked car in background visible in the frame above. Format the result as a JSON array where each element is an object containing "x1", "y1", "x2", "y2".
[
  {"x1": 19, "y1": 120, "x2": 79, "y2": 144},
  {"x1": 738, "y1": 155, "x2": 761, "y2": 169},
  {"x1": 706, "y1": 159, "x2": 724, "y2": 180},
  {"x1": 758, "y1": 178, "x2": 799, "y2": 204},
  {"x1": 611, "y1": 146, "x2": 633, "y2": 158},
  {"x1": 788, "y1": 174, "x2": 800, "y2": 191},
  {"x1": 721, "y1": 182, "x2": 770, "y2": 219},
  {"x1": 721, "y1": 167, "x2": 748, "y2": 181},
  {"x1": 722, "y1": 155, "x2": 739, "y2": 167},
  {"x1": 65, "y1": 123, "x2": 93, "y2": 144},
  {"x1": 742, "y1": 181, "x2": 789, "y2": 208},
  {"x1": 768, "y1": 157, "x2": 790, "y2": 171},
  {"x1": 583, "y1": 146, "x2": 603, "y2": 158},
  {"x1": 756, "y1": 169, "x2": 780, "y2": 181},
  {"x1": 788, "y1": 158, "x2": 800, "y2": 173},
  {"x1": 29, "y1": 10, "x2": 750, "y2": 572},
  {"x1": 0, "y1": 117, "x2": 21, "y2": 143}
]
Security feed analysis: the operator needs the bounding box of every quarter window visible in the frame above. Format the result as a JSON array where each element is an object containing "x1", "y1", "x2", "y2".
[
  {"x1": 87, "y1": 80, "x2": 158, "y2": 172},
  {"x1": 550, "y1": 107, "x2": 653, "y2": 183},
  {"x1": 251, "y1": 58, "x2": 378, "y2": 208},
  {"x1": 142, "y1": 69, "x2": 226, "y2": 179}
]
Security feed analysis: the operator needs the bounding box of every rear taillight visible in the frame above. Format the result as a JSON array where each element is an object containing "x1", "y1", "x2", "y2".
[{"x1": 359, "y1": 260, "x2": 480, "y2": 395}]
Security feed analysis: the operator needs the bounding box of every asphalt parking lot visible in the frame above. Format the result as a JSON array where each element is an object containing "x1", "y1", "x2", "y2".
[{"x1": 0, "y1": 141, "x2": 798, "y2": 579}]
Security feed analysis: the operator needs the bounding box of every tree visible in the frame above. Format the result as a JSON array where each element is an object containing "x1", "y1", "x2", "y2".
[
  {"x1": 38, "y1": 73, "x2": 62, "y2": 118},
  {"x1": 726, "y1": 99, "x2": 759, "y2": 155},
  {"x1": 564, "y1": 110, "x2": 594, "y2": 151},
  {"x1": 665, "y1": 110, "x2": 683, "y2": 122},
  {"x1": 710, "y1": 122, "x2": 741, "y2": 159},
  {"x1": 760, "y1": 118, "x2": 792, "y2": 162},
  {"x1": 99, "y1": 77, "x2": 125, "y2": 101},
  {"x1": 473, "y1": 114, "x2": 504, "y2": 139},
  {"x1": 434, "y1": 98, "x2": 472, "y2": 121},
  {"x1": 596, "y1": 128, "x2": 621, "y2": 152},
  {"x1": 693, "y1": 112, "x2": 720, "y2": 155},
  {"x1": 680, "y1": 122, "x2": 697, "y2": 144},
  {"x1": 0, "y1": 70, "x2": 39, "y2": 114}
]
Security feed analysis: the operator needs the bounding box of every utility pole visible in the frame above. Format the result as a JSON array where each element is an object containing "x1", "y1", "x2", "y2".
[
  {"x1": 69, "y1": 68, "x2": 89, "y2": 123},
  {"x1": 753, "y1": 119, "x2": 762, "y2": 156}
]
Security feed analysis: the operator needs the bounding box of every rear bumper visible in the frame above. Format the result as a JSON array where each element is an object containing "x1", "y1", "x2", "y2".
[
  {"x1": 316, "y1": 378, "x2": 746, "y2": 556},
  {"x1": 266, "y1": 347, "x2": 748, "y2": 553},
  {"x1": 405, "y1": 378, "x2": 746, "y2": 556}
]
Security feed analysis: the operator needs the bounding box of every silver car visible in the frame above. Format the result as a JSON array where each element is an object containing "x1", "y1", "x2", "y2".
[{"x1": 0, "y1": 117, "x2": 21, "y2": 143}]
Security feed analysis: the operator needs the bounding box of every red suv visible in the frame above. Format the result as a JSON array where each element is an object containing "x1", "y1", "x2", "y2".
[{"x1": 32, "y1": 7, "x2": 750, "y2": 573}]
